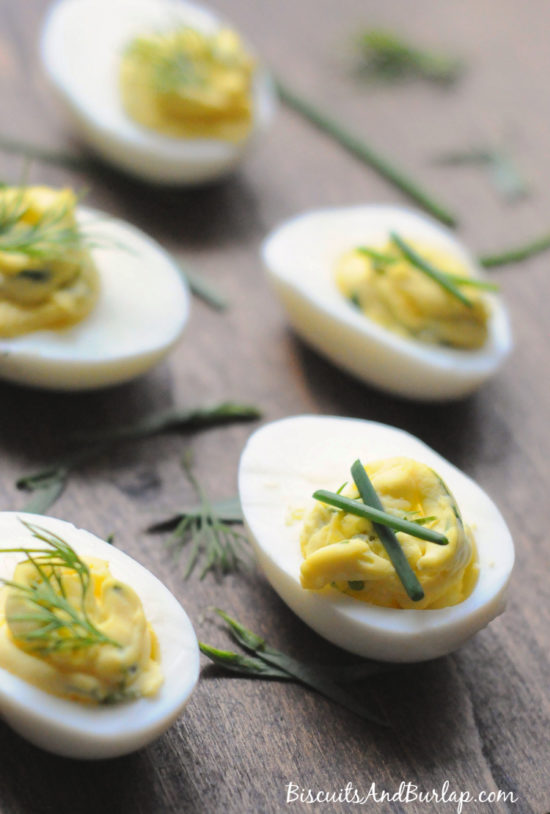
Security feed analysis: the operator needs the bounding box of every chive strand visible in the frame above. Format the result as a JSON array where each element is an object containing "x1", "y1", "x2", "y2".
[
  {"x1": 350, "y1": 460, "x2": 424, "y2": 602},
  {"x1": 440, "y1": 273, "x2": 498, "y2": 292},
  {"x1": 275, "y1": 78, "x2": 458, "y2": 228},
  {"x1": 479, "y1": 232, "x2": 550, "y2": 268},
  {"x1": 313, "y1": 490, "x2": 448, "y2": 545},
  {"x1": 390, "y1": 232, "x2": 473, "y2": 307},
  {"x1": 356, "y1": 244, "x2": 498, "y2": 291}
]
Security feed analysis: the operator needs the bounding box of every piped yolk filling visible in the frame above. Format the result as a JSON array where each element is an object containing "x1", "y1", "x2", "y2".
[
  {"x1": 335, "y1": 240, "x2": 489, "y2": 349},
  {"x1": 0, "y1": 186, "x2": 99, "y2": 338},
  {"x1": 300, "y1": 457, "x2": 478, "y2": 609},
  {"x1": 0, "y1": 557, "x2": 163, "y2": 704},
  {"x1": 119, "y1": 27, "x2": 255, "y2": 142}
]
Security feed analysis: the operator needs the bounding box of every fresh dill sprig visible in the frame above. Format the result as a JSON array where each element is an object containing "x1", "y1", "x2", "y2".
[
  {"x1": 71, "y1": 401, "x2": 261, "y2": 444},
  {"x1": 355, "y1": 29, "x2": 463, "y2": 85},
  {"x1": 0, "y1": 133, "x2": 92, "y2": 171},
  {"x1": 16, "y1": 401, "x2": 261, "y2": 515},
  {"x1": 0, "y1": 520, "x2": 120, "y2": 654},
  {"x1": 125, "y1": 32, "x2": 205, "y2": 95},
  {"x1": 0, "y1": 193, "x2": 84, "y2": 259},
  {"x1": 435, "y1": 148, "x2": 529, "y2": 202},
  {"x1": 0, "y1": 186, "x2": 115, "y2": 262},
  {"x1": 148, "y1": 459, "x2": 250, "y2": 579},
  {"x1": 179, "y1": 264, "x2": 228, "y2": 311},
  {"x1": 275, "y1": 77, "x2": 458, "y2": 227},
  {"x1": 200, "y1": 609, "x2": 389, "y2": 724}
]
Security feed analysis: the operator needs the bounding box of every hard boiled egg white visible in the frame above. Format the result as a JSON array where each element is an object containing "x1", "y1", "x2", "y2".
[
  {"x1": 238, "y1": 415, "x2": 515, "y2": 662},
  {"x1": 0, "y1": 512, "x2": 199, "y2": 759},
  {"x1": 0, "y1": 206, "x2": 189, "y2": 390},
  {"x1": 262, "y1": 205, "x2": 513, "y2": 401},
  {"x1": 41, "y1": 0, "x2": 276, "y2": 185}
]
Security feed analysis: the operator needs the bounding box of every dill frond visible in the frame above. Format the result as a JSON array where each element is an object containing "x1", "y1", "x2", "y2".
[
  {"x1": 148, "y1": 455, "x2": 250, "y2": 580},
  {"x1": 125, "y1": 30, "x2": 206, "y2": 94},
  {"x1": 0, "y1": 520, "x2": 120, "y2": 653},
  {"x1": 0, "y1": 193, "x2": 83, "y2": 259}
]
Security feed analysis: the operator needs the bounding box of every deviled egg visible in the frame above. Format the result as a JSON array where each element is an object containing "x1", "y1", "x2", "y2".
[
  {"x1": 41, "y1": 0, "x2": 276, "y2": 185},
  {"x1": 0, "y1": 185, "x2": 189, "y2": 390},
  {"x1": 0, "y1": 512, "x2": 199, "y2": 758},
  {"x1": 238, "y1": 415, "x2": 515, "y2": 662},
  {"x1": 262, "y1": 205, "x2": 512, "y2": 400}
]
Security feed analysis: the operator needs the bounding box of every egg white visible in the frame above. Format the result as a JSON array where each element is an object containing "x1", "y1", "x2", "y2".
[
  {"x1": 0, "y1": 206, "x2": 190, "y2": 390},
  {"x1": 0, "y1": 512, "x2": 199, "y2": 759},
  {"x1": 238, "y1": 415, "x2": 515, "y2": 662},
  {"x1": 262, "y1": 205, "x2": 513, "y2": 401},
  {"x1": 41, "y1": 0, "x2": 277, "y2": 185}
]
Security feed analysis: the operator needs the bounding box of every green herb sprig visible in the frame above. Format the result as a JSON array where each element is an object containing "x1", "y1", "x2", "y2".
[
  {"x1": 0, "y1": 520, "x2": 120, "y2": 653},
  {"x1": 0, "y1": 192, "x2": 84, "y2": 259},
  {"x1": 17, "y1": 401, "x2": 261, "y2": 515},
  {"x1": 350, "y1": 460, "x2": 424, "y2": 602},
  {"x1": 313, "y1": 488, "x2": 448, "y2": 546},
  {"x1": 125, "y1": 33, "x2": 204, "y2": 95},
  {"x1": 148, "y1": 463, "x2": 249, "y2": 579},
  {"x1": 479, "y1": 231, "x2": 550, "y2": 268},
  {"x1": 357, "y1": 239, "x2": 498, "y2": 296},
  {"x1": 179, "y1": 265, "x2": 228, "y2": 311},
  {"x1": 356, "y1": 29, "x2": 463, "y2": 85},
  {"x1": 436, "y1": 148, "x2": 529, "y2": 202},
  {"x1": 200, "y1": 609, "x2": 388, "y2": 724},
  {"x1": 275, "y1": 78, "x2": 458, "y2": 227},
  {"x1": 0, "y1": 186, "x2": 116, "y2": 262},
  {"x1": 71, "y1": 401, "x2": 260, "y2": 445},
  {"x1": 390, "y1": 232, "x2": 473, "y2": 307},
  {"x1": 0, "y1": 133, "x2": 92, "y2": 172}
]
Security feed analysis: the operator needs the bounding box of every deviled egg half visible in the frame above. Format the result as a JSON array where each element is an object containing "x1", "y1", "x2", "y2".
[
  {"x1": 0, "y1": 512, "x2": 199, "y2": 758},
  {"x1": 238, "y1": 415, "x2": 514, "y2": 662},
  {"x1": 0, "y1": 185, "x2": 189, "y2": 390},
  {"x1": 41, "y1": 0, "x2": 276, "y2": 184},
  {"x1": 262, "y1": 205, "x2": 512, "y2": 400}
]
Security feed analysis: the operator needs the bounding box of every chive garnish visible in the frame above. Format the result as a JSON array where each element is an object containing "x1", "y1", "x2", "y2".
[
  {"x1": 275, "y1": 78, "x2": 458, "y2": 227},
  {"x1": 436, "y1": 273, "x2": 498, "y2": 292},
  {"x1": 357, "y1": 239, "x2": 498, "y2": 293},
  {"x1": 349, "y1": 460, "x2": 424, "y2": 602},
  {"x1": 411, "y1": 515, "x2": 437, "y2": 526},
  {"x1": 390, "y1": 232, "x2": 473, "y2": 307},
  {"x1": 479, "y1": 231, "x2": 550, "y2": 268},
  {"x1": 312, "y1": 489, "x2": 448, "y2": 545},
  {"x1": 356, "y1": 246, "x2": 397, "y2": 265}
]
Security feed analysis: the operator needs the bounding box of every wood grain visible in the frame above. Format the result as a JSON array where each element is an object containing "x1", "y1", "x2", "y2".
[{"x1": 0, "y1": 1, "x2": 549, "y2": 812}]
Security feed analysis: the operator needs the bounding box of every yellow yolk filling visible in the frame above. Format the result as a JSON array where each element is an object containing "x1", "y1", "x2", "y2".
[
  {"x1": 300, "y1": 457, "x2": 478, "y2": 609},
  {"x1": 0, "y1": 186, "x2": 99, "y2": 338},
  {"x1": 0, "y1": 557, "x2": 163, "y2": 704},
  {"x1": 119, "y1": 27, "x2": 255, "y2": 142},
  {"x1": 335, "y1": 241, "x2": 489, "y2": 349}
]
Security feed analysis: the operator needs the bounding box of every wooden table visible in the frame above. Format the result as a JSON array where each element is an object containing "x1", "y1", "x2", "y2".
[{"x1": 0, "y1": 1, "x2": 548, "y2": 812}]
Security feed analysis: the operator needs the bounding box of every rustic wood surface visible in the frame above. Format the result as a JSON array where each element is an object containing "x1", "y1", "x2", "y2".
[{"x1": 0, "y1": 1, "x2": 549, "y2": 812}]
